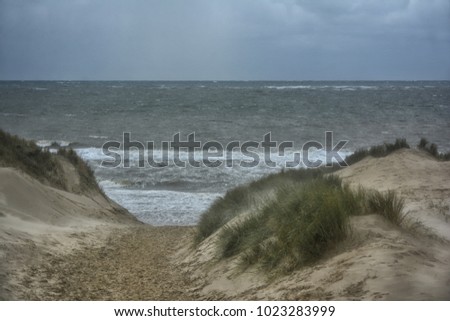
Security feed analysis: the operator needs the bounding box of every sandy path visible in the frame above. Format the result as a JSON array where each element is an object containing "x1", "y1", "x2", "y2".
[{"x1": 21, "y1": 226, "x2": 199, "y2": 300}]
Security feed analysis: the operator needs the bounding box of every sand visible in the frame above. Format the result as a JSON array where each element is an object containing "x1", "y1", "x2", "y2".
[
  {"x1": 337, "y1": 148, "x2": 450, "y2": 241},
  {"x1": 1, "y1": 148, "x2": 449, "y2": 300},
  {"x1": 0, "y1": 163, "x2": 199, "y2": 300},
  {"x1": 0, "y1": 164, "x2": 137, "y2": 300},
  {"x1": 177, "y1": 149, "x2": 450, "y2": 300},
  {"x1": 19, "y1": 226, "x2": 198, "y2": 300}
]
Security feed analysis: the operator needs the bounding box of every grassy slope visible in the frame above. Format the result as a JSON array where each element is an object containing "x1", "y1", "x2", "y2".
[
  {"x1": 194, "y1": 138, "x2": 447, "y2": 273},
  {"x1": 0, "y1": 129, "x2": 101, "y2": 195}
]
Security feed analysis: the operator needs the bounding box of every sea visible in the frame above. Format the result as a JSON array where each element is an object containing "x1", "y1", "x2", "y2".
[{"x1": 1, "y1": 81, "x2": 449, "y2": 225}]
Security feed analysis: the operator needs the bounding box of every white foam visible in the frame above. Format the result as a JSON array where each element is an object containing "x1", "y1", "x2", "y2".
[
  {"x1": 88, "y1": 146, "x2": 353, "y2": 225},
  {"x1": 264, "y1": 85, "x2": 378, "y2": 91},
  {"x1": 35, "y1": 140, "x2": 71, "y2": 148},
  {"x1": 332, "y1": 86, "x2": 356, "y2": 91},
  {"x1": 102, "y1": 187, "x2": 221, "y2": 225},
  {"x1": 98, "y1": 179, "x2": 125, "y2": 189},
  {"x1": 265, "y1": 85, "x2": 312, "y2": 90},
  {"x1": 1, "y1": 112, "x2": 25, "y2": 117},
  {"x1": 75, "y1": 147, "x2": 105, "y2": 162}
]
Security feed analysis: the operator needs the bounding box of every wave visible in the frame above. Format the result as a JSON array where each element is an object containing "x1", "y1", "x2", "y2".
[
  {"x1": 100, "y1": 186, "x2": 221, "y2": 225},
  {"x1": 264, "y1": 85, "x2": 379, "y2": 91},
  {"x1": 75, "y1": 147, "x2": 352, "y2": 169},
  {"x1": 88, "y1": 135, "x2": 109, "y2": 139},
  {"x1": 74, "y1": 145, "x2": 353, "y2": 225},
  {"x1": 35, "y1": 140, "x2": 72, "y2": 148},
  {"x1": 265, "y1": 85, "x2": 313, "y2": 90},
  {"x1": 1, "y1": 112, "x2": 26, "y2": 117},
  {"x1": 80, "y1": 145, "x2": 352, "y2": 225}
]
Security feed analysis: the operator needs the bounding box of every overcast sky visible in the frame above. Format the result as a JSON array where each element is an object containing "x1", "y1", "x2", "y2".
[{"x1": 0, "y1": 0, "x2": 449, "y2": 80}]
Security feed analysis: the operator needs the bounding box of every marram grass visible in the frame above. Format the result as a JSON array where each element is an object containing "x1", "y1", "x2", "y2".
[{"x1": 194, "y1": 138, "x2": 428, "y2": 273}]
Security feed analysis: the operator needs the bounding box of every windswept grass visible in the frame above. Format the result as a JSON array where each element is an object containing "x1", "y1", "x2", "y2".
[
  {"x1": 367, "y1": 190, "x2": 406, "y2": 225},
  {"x1": 195, "y1": 185, "x2": 254, "y2": 243},
  {"x1": 417, "y1": 138, "x2": 450, "y2": 161},
  {"x1": 0, "y1": 129, "x2": 66, "y2": 190},
  {"x1": 194, "y1": 138, "x2": 450, "y2": 273},
  {"x1": 57, "y1": 147, "x2": 102, "y2": 194},
  {"x1": 345, "y1": 138, "x2": 410, "y2": 166},
  {"x1": 218, "y1": 213, "x2": 271, "y2": 259},
  {"x1": 215, "y1": 176, "x2": 366, "y2": 272},
  {"x1": 0, "y1": 129, "x2": 101, "y2": 194},
  {"x1": 195, "y1": 166, "x2": 340, "y2": 243},
  {"x1": 197, "y1": 163, "x2": 408, "y2": 274},
  {"x1": 345, "y1": 137, "x2": 450, "y2": 166},
  {"x1": 193, "y1": 137, "x2": 436, "y2": 274}
]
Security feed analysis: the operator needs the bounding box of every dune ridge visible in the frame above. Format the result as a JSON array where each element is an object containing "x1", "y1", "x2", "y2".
[
  {"x1": 178, "y1": 149, "x2": 450, "y2": 300},
  {"x1": 0, "y1": 151, "x2": 138, "y2": 299}
]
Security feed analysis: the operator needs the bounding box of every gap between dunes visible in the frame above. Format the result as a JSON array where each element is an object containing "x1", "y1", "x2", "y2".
[{"x1": 1, "y1": 148, "x2": 449, "y2": 300}]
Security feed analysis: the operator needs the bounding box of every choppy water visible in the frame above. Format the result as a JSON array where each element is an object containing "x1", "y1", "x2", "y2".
[{"x1": 1, "y1": 81, "x2": 449, "y2": 225}]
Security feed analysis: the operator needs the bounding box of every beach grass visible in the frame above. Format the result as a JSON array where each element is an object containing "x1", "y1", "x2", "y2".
[
  {"x1": 345, "y1": 138, "x2": 410, "y2": 166},
  {"x1": 197, "y1": 138, "x2": 416, "y2": 246},
  {"x1": 57, "y1": 147, "x2": 102, "y2": 194},
  {"x1": 195, "y1": 166, "x2": 340, "y2": 243},
  {"x1": 197, "y1": 168, "x2": 408, "y2": 273},
  {"x1": 0, "y1": 129, "x2": 101, "y2": 194},
  {"x1": 418, "y1": 138, "x2": 450, "y2": 161},
  {"x1": 218, "y1": 176, "x2": 356, "y2": 271},
  {"x1": 213, "y1": 178, "x2": 406, "y2": 273},
  {"x1": 0, "y1": 129, "x2": 66, "y2": 190},
  {"x1": 194, "y1": 184, "x2": 259, "y2": 243},
  {"x1": 195, "y1": 139, "x2": 426, "y2": 273},
  {"x1": 367, "y1": 190, "x2": 406, "y2": 225}
]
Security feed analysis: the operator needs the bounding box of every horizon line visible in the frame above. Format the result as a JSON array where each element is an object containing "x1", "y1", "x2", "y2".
[{"x1": 1, "y1": 79, "x2": 450, "y2": 82}]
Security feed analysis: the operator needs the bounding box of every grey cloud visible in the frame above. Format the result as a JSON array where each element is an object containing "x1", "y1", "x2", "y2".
[{"x1": 0, "y1": 0, "x2": 449, "y2": 80}]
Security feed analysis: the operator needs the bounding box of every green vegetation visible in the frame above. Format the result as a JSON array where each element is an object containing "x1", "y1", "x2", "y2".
[
  {"x1": 57, "y1": 147, "x2": 103, "y2": 194},
  {"x1": 217, "y1": 176, "x2": 362, "y2": 272},
  {"x1": 0, "y1": 129, "x2": 100, "y2": 194},
  {"x1": 417, "y1": 138, "x2": 450, "y2": 161},
  {"x1": 345, "y1": 138, "x2": 410, "y2": 166},
  {"x1": 344, "y1": 137, "x2": 450, "y2": 166},
  {"x1": 195, "y1": 185, "x2": 253, "y2": 244},
  {"x1": 197, "y1": 170, "x2": 407, "y2": 273},
  {"x1": 367, "y1": 190, "x2": 406, "y2": 225},
  {"x1": 195, "y1": 166, "x2": 339, "y2": 243},
  {"x1": 197, "y1": 137, "x2": 418, "y2": 246},
  {"x1": 194, "y1": 137, "x2": 448, "y2": 273},
  {"x1": 0, "y1": 129, "x2": 66, "y2": 189}
]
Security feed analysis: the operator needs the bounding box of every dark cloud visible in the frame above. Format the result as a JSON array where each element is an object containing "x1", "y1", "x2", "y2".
[{"x1": 0, "y1": 0, "x2": 449, "y2": 80}]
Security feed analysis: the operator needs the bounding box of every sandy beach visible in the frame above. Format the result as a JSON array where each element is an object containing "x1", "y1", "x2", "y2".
[{"x1": 1, "y1": 147, "x2": 449, "y2": 300}]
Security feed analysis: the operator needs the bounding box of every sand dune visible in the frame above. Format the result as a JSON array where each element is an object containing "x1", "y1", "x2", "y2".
[
  {"x1": 0, "y1": 164, "x2": 138, "y2": 300},
  {"x1": 338, "y1": 148, "x2": 450, "y2": 241},
  {"x1": 178, "y1": 149, "x2": 450, "y2": 300}
]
